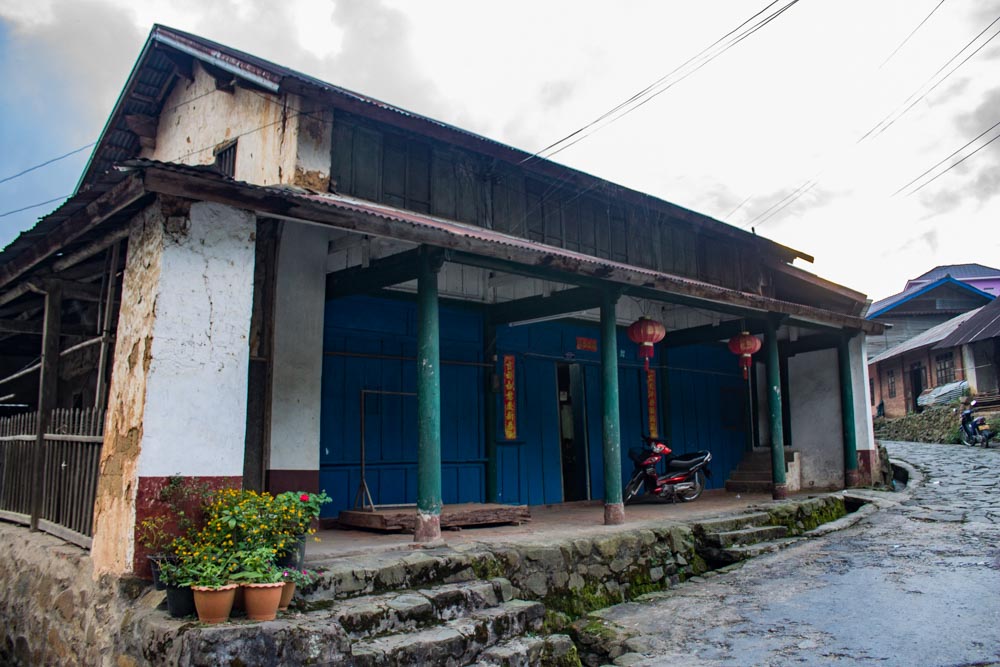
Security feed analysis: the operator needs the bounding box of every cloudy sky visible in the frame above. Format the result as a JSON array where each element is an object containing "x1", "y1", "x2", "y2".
[{"x1": 1, "y1": 0, "x2": 998, "y2": 302}]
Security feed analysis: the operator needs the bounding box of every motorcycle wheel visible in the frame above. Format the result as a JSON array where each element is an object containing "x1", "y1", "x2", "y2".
[
  {"x1": 960, "y1": 429, "x2": 974, "y2": 446},
  {"x1": 623, "y1": 474, "x2": 645, "y2": 505},
  {"x1": 678, "y1": 470, "x2": 705, "y2": 502}
]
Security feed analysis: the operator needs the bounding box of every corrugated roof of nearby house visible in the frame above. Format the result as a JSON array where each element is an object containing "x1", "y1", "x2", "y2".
[
  {"x1": 935, "y1": 297, "x2": 1000, "y2": 348},
  {"x1": 866, "y1": 276, "x2": 994, "y2": 319},
  {"x1": 908, "y1": 263, "x2": 1000, "y2": 285},
  {"x1": 869, "y1": 307, "x2": 982, "y2": 365}
]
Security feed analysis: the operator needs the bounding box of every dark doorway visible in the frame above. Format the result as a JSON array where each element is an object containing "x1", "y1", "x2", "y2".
[
  {"x1": 909, "y1": 363, "x2": 925, "y2": 413},
  {"x1": 557, "y1": 363, "x2": 590, "y2": 502}
]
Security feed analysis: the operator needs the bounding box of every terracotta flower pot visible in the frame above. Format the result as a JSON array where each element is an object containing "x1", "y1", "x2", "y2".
[
  {"x1": 242, "y1": 582, "x2": 284, "y2": 621},
  {"x1": 278, "y1": 581, "x2": 296, "y2": 611},
  {"x1": 191, "y1": 584, "x2": 238, "y2": 624}
]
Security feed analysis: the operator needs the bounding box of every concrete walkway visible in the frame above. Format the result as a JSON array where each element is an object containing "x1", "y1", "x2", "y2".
[{"x1": 306, "y1": 489, "x2": 777, "y2": 561}]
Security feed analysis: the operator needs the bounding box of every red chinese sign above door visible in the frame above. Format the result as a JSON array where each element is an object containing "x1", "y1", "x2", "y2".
[
  {"x1": 503, "y1": 355, "x2": 517, "y2": 440},
  {"x1": 646, "y1": 370, "x2": 658, "y2": 438}
]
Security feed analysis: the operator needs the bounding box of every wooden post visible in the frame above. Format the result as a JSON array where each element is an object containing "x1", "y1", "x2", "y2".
[
  {"x1": 31, "y1": 283, "x2": 62, "y2": 531},
  {"x1": 600, "y1": 291, "x2": 624, "y2": 525},
  {"x1": 94, "y1": 241, "x2": 120, "y2": 413},
  {"x1": 839, "y1": 334, "x2": 860, "y2": 487},
  {"x1": 765, "y1": 318, "x2": 787, "y2": 500},
  {"x1": 484, "y1": 321, "x2": 499, "y2": 503},
  {"x1": 415, "y1": 248, "x2": 443, "y2": 542}
]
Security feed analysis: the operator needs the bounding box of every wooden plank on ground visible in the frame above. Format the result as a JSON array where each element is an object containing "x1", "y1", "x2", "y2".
[{"x1": 337, "y1": 503, "x2": 531, "y2": 533}]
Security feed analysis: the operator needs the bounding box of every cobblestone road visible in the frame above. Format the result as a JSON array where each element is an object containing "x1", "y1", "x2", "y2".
[{"x1": 591, "y1": 441, "x2": 1000, "y2": 666}]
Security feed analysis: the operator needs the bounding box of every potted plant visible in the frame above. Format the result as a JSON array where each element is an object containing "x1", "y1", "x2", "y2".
[
  {"x1": 278, "y1": 567, "x2": 320, "y2": 611},
  {"x1": 137, "y1": 516, "x2": 174, "y2": 590},
  {"x1": 232, "y1": 546, "x2": 285, "y2": 621},
  {"x1": 137, "y1": 475, "x2": 213, "y2": 587},
  {"x1": 185, "y1": 547, "x2": 239, "y2": 624},
  {"x1": 273, "y1": 491, "x2": 331, "y2": 567},
  {"x1": 156, "y1": 559, "x2": 196, "y2": 618}
]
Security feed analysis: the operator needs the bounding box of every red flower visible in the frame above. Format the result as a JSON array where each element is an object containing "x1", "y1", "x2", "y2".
[{"x1": 300, "y1": 494, "x2": 310, "y2": 502}]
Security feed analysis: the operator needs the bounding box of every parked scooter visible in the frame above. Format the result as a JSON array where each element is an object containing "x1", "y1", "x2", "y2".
[
  {"x1": 623, "y1": 436, "x2": 712, "y2": 504},
  {"x1": 956, "y1": 400, "x2": 995, "y2": 447}
]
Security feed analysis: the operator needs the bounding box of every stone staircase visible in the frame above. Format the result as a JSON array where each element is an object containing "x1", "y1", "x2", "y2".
[
  {"x1": 724, "y1": 448, "x2": 798, "y2": 494},
  {"x1": 693, "y1": 511, "x2": 796, "y2": 567}
]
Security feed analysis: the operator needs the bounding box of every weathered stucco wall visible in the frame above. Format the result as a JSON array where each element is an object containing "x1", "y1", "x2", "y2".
[
  {"x1": 853, "y1": 335, "x2": 876, "y2": 455},
  {"x1": 145, "y1": 61, "x2": 295, "y2": 185},
  {"x1": 145, "y1": 62, "x2": 332, "y2": 190},
  {"x1": 788, "y1": 348, "x2": 845, "y2": 490},
  {"x1": 268, "y1": 222, "x2": 330, "y2": 481},
  {"x1": 92, "y1": 199, "x2": 257, "y2": 576},
  {"x1": 139, "y1": 201, "x2": 256, "y2": 477},
  {"x1": 92, "y1": 202, "x2": 166, "y2": 577}
]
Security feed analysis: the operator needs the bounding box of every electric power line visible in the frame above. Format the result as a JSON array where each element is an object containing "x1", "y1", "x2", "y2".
[
  {"x1": 879, "y1": 0, "x2": 947, "y2": 69},
  {"x1": 893, "y1": 118, "x2": 1000, "y2": 196},
  {"x1": 0, "y1": 143, "x2": 96, "y2": 186},
  {"x1": 904, "y1": 126, "x2": 1000, "y2": 196},
  {"x1": 0, "y1": 194, "x2": 73, "y2": 219}
]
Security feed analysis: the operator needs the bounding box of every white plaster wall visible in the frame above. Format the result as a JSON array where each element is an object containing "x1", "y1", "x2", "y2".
[
  {"x1": 962, "y1": 344, "x2": 979, "y2": 393},
  {"x1": 137, "y1": 202, "x2": 257, "y2": 477},
  {"x1": 144, "y1": 62, "x2": 296, "y2": 186},
  {"x1": 853, "y1": 335, "x2": 877, "y2": 454},
  {"x1": 787, "y1": 348, "x2": 844, "y2": 489},
  {"x1": 268, "y1": 222, "x2": 330, "y2": 471}
]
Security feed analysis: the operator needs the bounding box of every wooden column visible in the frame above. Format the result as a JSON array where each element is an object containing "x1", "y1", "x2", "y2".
[
  {"x1": 765, "y1": 318, "x2": 788, "y2": 500},
  {"x1": 30, "y1": 282, "x2": 62, "y2": 531},
  {"x1": 414, "y1": 248, "x2": 443, "y2": 542},
  {"x1": 600, "y1": 291, "x2": 624, "y2": 525},
  {"x1": 484, "y1": 321, "x2": 499, "y2": 503},
  {"x1": 839, "y1": 334, "x2": 860, "y2": 487}
]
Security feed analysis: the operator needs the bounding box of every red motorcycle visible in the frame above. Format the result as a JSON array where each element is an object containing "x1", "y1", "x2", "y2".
[{"x1": 623, "y1": 436, "x2": 712, "y2": 504}]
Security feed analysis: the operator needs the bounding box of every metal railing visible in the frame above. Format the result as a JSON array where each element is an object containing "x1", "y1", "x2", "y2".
[{"x1": 0, "y1": 407, "x2": 104, "y2": 549}]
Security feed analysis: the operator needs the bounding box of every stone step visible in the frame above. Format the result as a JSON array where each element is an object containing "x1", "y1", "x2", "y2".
[
  {"x1": 333, "y1": 578, "x2": 515, "y2": 639},
  {"x1": 473, "y1": 634, "x2": 579, "y2": 667},
  {"x1": 703, "y1": 525, "x2": 789, "y2": 548},
  {"x1": 307, "y1": 548, "x2": 490, "y2": 602},
  {"x1": 699, "y1": 537, "x2": 801, "y2": 567},
  {"x1": 728, "y1": 470, "x2": 772, "y2": 482},
  {"x1": 725, "y1": 479, "x2": 772, "y2": 493},
  {"x1": 350, "y1": 599, "x2": 545, "y2": 666},
  {"x1": 693, "y1": 511, "x2": 771, "y2": 536}
]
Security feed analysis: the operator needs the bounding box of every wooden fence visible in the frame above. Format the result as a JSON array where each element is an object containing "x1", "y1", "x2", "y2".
[{"x1": 0, "y1": 408, "x2": 104, "y2": 549}]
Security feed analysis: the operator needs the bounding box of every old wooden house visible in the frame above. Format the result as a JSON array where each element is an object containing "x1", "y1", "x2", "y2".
[{"x1": 0, "y1": 26, "x2": 882, "y2": 576}]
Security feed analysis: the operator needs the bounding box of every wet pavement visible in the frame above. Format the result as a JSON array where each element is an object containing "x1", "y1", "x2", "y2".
[{"x1": 593, "y1": 441, "x2": 1000, "y2": 666}]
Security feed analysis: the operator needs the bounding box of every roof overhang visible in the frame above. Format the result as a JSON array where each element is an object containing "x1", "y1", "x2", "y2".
[{"x1": 18, "y1": 161, "x2": 876, "y2": 335}]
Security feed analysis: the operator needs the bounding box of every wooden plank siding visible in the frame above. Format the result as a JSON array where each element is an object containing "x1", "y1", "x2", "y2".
[{"x1": 329, "y1": 110, "x2": 750, "y2": 294}]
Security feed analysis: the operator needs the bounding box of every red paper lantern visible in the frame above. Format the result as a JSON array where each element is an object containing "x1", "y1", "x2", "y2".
[
  {"x1": 728, "y1": 331, "x2": 762, "y2": 380},
  {"x1": 627, "y1": 317, "x2": 666, "y2": 371}
]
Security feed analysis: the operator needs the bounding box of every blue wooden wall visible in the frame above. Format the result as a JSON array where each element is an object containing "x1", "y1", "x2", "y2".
[
  {"x1": 319, "y1": 296, "x2": 747, "y2": 516},
  {"x1": 319, "y1": 296, "x2": 485, "y2": 517},
  {"x1": 665, "y1": 343, "x2": 748, "y2": 488}
]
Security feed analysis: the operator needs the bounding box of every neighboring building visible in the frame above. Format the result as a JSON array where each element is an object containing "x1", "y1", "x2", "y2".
[
  {"x1": 866, "y1": 275, "x2": 994, "y2": 359},
  {"x1": 904, "y1": 263, "x2": 1000, "y2": 295},
  {"x1": 934, "y1": 296, "x2": 1000, "y2": 396},
  {"x1": 869, "y1": 309, "x2": 979, "y2": 418},
  {"x1": 0, "y1": 26, "x2": 882, "y2": 582}
]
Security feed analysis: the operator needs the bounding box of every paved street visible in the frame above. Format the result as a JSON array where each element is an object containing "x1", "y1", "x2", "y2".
[{"x1": 594, "y1": 441, "x2": 1000, "y2": 666}]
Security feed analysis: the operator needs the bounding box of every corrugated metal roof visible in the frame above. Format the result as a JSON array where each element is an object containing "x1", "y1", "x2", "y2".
[
  {"x1": 911, "y1": 263, "x2": 1000, "y2": 282},
  {"x1": 934, "y1": 297, "x2": 1000, "y2": 348},
  {"x1": 866, "y1": 276, "x2": 994, "y2": 318},
  {"x1": 71, "y1": 24, "x2": 811, "y2": 266},
  {"x1": 869, "y1": 307, "x2": 982, "y2": 364}
]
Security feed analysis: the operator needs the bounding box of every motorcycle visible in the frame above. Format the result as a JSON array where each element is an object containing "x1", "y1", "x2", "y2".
[
  {"x1": 623, "y1": 436, "x2": 712, "y2": 504},
  {"x1": 956, "y1": 400, "x2": 995, "y2": 447}
]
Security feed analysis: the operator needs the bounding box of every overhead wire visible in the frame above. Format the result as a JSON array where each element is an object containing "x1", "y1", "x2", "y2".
[
  {"x1": 893, "y1": 118, "x2": 1000, "y2": 196},
  {"x1": 879, "y1": 0, "x2": 947, "y2": 69},
  {"x1": 532, "y1": 0, "x2": 802, "y2": 163},
  {"x1": 901, "y1": 123, "x2": 1000, "y2": 196}
]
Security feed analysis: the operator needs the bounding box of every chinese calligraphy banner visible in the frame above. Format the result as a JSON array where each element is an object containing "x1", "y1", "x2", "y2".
[{"x1": 503, "y1": 355, "x2": 517, "y2": 440}]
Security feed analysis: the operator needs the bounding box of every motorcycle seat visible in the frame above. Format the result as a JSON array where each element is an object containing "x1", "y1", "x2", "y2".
[{"x1": 667, "y1": 450, "x2": 710, "y2": 470}]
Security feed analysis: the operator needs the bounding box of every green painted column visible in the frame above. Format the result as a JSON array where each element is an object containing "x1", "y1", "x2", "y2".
[
  {"x1": 765, "y1": 318, "x2": 788, "y2": 500},
  {"x1": 601, "y1": 291, "x2": 625, "y2": 525},
  {"x1": 415, "y1": 250, "x2": 442, "y2": 542},
  {"x1": 839, "y1": 334, "x2": 860, "y2": 487}
]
